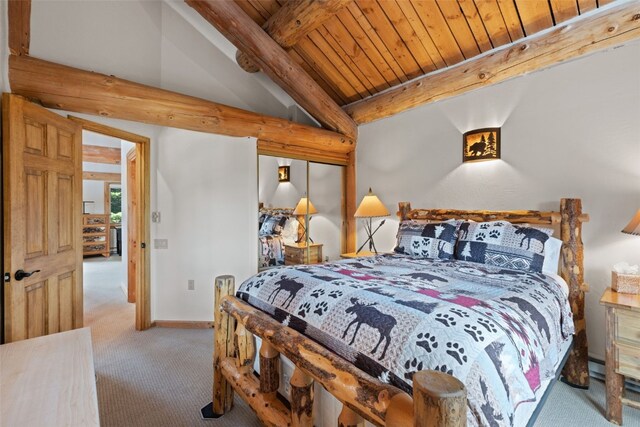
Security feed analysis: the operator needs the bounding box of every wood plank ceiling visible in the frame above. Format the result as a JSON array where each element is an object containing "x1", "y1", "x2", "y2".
[{"x1": 234, "y1": 0, "x2": 616, "y2": 106}]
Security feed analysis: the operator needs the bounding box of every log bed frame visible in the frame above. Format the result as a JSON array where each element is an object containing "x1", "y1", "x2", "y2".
[{"x1": 211, "y1": 198, "x2": 589, "y2": 427}]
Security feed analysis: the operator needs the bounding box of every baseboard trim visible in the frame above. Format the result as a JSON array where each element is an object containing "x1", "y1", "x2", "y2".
[{"x1": 152, "y1": 320, "x2": 213, "y2": 329}]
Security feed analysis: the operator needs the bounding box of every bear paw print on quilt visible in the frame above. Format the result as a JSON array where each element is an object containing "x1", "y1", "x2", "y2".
[
  {"x1": 394, "y1": 220, "x2": 462, "y2": 260},
  {"x1": 455, "y1": 221, "x2": 553, "y2": 272}
]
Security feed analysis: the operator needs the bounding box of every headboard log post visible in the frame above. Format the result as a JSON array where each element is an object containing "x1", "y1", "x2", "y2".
[
  {"x1": 560, "y1": 198, "x2": 590, "y2": 388},
  {"x1": 213, "y1": 275, "x2": 236, "y2": 415},
  {"x1": 290, "y1": 367, "x2": 314, "y2": 427},
  {"x1": 413, "y1": 371, "x2": 466, "y2": 427}
]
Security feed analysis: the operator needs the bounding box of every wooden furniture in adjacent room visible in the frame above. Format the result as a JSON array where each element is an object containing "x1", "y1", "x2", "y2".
[
  {"x1": 284, "y1": 242, "x2": 323, "y2": 265},
  {"x1": 340, "y1": 251, "x2": 378, "y2": 259},
  {"x1": 0, "y1": 328, "x2": 100, "y2": 426},
  {"x1": 82, "y1": 213, "x2": 110, "y2": 257},
  {"x1": 601, "y1": 288, "x2": 640, "y2": 424}
]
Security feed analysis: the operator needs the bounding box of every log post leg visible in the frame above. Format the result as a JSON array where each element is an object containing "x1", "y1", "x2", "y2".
[
  {"x1": 338, "y1": 405, "x2": 364, "y2": 427},
  {"x1": 235, "y1": 323, "x2": 256, "y2": 373},
  {"x1": 560, "y1": 198, "x2": 590, "y2": 388},
  {"x1": 213, "y1": 275, "x2": 236, "y2": 415},
  {"x1": 605, "y1": 306, "x2": 624, "y2": 425},
  {"x1": 290, "y1": 367, "x2": 314, "y2": 427},
  {"x1": 259, "y1": 341, "x2": 280, "y2": 397},
  {"x1": 413, "y1": 370, "x2": 466, "y2": 427}
]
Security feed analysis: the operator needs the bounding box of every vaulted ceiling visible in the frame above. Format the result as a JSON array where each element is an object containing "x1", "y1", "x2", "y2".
[{"x1": 234, "y1": 0, "x2": 616, "y2": 106}]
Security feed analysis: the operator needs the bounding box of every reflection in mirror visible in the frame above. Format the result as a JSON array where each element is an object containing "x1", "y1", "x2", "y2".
[
  {"x1": 308, "y1": 162, "x2": 342, "y2": 263},
  {"x1": 257, "y1": 156, "x2": 308, "y2": 271}
]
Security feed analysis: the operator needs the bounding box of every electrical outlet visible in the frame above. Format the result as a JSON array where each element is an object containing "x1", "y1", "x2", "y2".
[
  {"x1": 188, "y1": 280, "x2": 195, "y2": 290},
  {"x1": 154, "y1": 239, "x2": 168, "y2": 249},
  {"x1": 151, "y1": 211, "x2": 161, "y2": 223}
]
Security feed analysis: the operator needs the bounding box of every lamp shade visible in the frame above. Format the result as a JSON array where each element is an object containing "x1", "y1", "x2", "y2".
[
  {"x1": 293, "y1": 197, "x2": 318, "y2": 215},
  {"x1": 354, "y1": 188, "x2": 389, "y2": 218},
  {"x1": 622, "y1": 209, "x2": 640, "y2": 236}
]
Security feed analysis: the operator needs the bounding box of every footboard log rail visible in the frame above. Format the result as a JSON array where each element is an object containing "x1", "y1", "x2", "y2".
[{"x1": 213, "y1": 276, "x2": 467, "y2": 427}]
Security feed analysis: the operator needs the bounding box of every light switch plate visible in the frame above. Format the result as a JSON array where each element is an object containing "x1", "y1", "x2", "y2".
[
  {"x1": 188, "y1": 280, "x2": 195, "y2": 290},
  {"x1": 154, "y1": 239, "x2": 168, "y2": 249}
]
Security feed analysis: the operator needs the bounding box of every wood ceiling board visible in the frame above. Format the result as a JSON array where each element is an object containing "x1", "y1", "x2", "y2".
[
  {"x1": 577, "y1": 0, "x2": 598, "y2": 13},
  {"x1": 436, "y1": 0, "x2": 482, "y2": 59},
  {"x1": 377, "y1": 0, "x2": 437, "y2": 73},
  {"x1": 335, "y1": 8, "x2": 404, "y2": 87},
  {"x1": 473, "y1": 0, "x2": 512, "y2": 47},
  {"x1": 395, "y1": 0, "x2": 447, "y2": 69},
  {"x1": 457, "y1": 0, "x2": 494, "y2": 51},
  {"x1": 294, "y1": 40, "x2": 362, "y2": 103},
  {"x1": 246, "y1": 0, "x2": 273, "y2": 21},
  {"x1": 234, "y1": 0, "x2": 267, "y2": 23},
  {"x1": 346, "y1": 2, "x2": 409, "y2": 83},
  {"x1": 515, "y1": 0, "x2": 555, "y2": 35},
  {"x1": 496, "y1": 0, "x2": 526, "y2": 40},
  {"x1": 82, "y1": 145, "x2": 121, "y2": 165},
  {"x1": 344, "y1": 1, "x2": 640, "y2": 124},
  {"x1": 289, "y1": 49, "x2": 347, "y2": 104},
  {"x1": 410, "y1": 0, "x2": 466, "y2": 66},
  {"x1": 316, "y1": 24, "x2": 390, "y2": 94},
  {"x1": 306, "y1": 30, "x2": 373, "y2": 98},
  {"x1": 254, "y1": 0, "x2": 280, "y2": 17},
  {"x1": 356, "y1": 0, "x2": 423, "y2": 79},
  {"x1": 549, "y1": 0, "x2": 580, "y2": 23}
]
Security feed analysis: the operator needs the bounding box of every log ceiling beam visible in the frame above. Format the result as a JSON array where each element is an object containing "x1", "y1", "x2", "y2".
[
  {"x1": 83, "y1": 172, "x2": 121, "y2": 182},
  {"x1": 8, "y1": 0, "x2": 31, "y2": 55},
  {"x1": 344, "y1": 1, "x2": 640, "y2": 124},
  {"x1": 83, "y1": 145, "x2": 121, "y2": 165},
  {"x1": 235, "y1": 0, "x2": 351, "y2": 73},
  {"x1": 185, "y1": 0, "x2": 358, "y2": 140},
  {"x1": 8, "y1": 55, "x2": 355, "y2": 154}
]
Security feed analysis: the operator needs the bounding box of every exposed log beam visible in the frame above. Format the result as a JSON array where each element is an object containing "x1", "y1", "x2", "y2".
[
  {"x1": 344, "y1": 1, "x2": 640, "y2": 124},
  {"x1": 8, "y1": 0, "x2": 31, "y2": 55},
  {"x1": 235, "y1": 0, "x2": 351, "y2": 73},
  {"x1": 83, "y1": 172, "x2": 121, "y2": 182},
  {"x1": 82, "y1": 145, "x2": 121, "y2": 165},
  {"x1": 185, "y1": 0, "x2": 358, "y2": 140},
  {"x1": 8, "y1": 55, "x2": 354, "y2": 154}
]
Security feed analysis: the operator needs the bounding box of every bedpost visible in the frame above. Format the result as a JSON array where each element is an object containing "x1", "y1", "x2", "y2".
[
  {"x1": 560, "y1": 198, "x2": 590, "y2": 388},
  {"x1": 290, "y1": 367, "x2": 314, "y2": 427},
  {"x1": 398, "y1": 202, "x2": 412, "y2": 221},
  {"x1": 214, "y1": 275, "x2": 236, "y2": 415},
  {"x1": 412, "y1": 370, "x2": 466, "y2": 427},
  {"x1": 259, "y1": 341, "x2": 280, "y2": 397}
]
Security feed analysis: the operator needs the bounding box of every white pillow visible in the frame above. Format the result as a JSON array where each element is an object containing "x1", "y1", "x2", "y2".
[{"x1": 542, "y1": 237, "x2": 562, "y2": 274}]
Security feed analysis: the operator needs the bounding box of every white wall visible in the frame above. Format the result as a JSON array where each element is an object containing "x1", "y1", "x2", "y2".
[
  {"x1": 82, "y1": 181, "x2": 105, "y2": 214},
  {"x1": 357, "y1": 41, "x2": 640, "y2": 360},
  {"x1": 154, "y1": 128, "x2": 257, "y2": 320},
  {"x1": 259, "y1": 156, "x2": 307, "y2": 208}
]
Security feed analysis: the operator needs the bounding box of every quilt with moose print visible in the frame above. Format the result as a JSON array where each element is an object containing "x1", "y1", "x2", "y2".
[{"x1": 236, "y1": 254, "x2": 574, "y2": 427}]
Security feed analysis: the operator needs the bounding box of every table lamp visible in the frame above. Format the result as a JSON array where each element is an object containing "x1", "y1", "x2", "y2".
[
  {"x1": 622, "y1": 209, "x2": 640, "y2": 236},
  {"x1": 293, "y1": 195, "x2": 317, "y2": 243},
  {"x1": 354, "y1": 188, "x2": 389, "y2": 254}
]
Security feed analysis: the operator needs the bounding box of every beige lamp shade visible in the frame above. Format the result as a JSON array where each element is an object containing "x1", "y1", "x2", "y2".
[
  {"x1": 293, "y1": 197, "x2": 318, "y2": 216},
  {"x1": 622, "y1": 209, "x2": 640, "y2": 236},
  {"x1": 354, "y1": 188, "x2": 389, "y2": 218}
]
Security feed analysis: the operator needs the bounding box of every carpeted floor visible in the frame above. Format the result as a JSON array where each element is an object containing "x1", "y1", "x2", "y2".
[{"x1": 85, "y1": 257, "x2": 640, "y2": 427}]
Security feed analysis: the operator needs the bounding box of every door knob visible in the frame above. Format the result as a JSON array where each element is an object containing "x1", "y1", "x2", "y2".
[{"x1": 14, "y1": 269, "x2": 41, "y2": 281}]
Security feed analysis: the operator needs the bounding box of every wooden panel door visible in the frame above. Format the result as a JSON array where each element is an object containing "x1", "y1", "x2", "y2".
[
  {"x1": 126, "y1": 148, "x2": 138, "y2": 304},
  {"x1": 3, "y1": 94, "x2": 83, "y2": 343}
]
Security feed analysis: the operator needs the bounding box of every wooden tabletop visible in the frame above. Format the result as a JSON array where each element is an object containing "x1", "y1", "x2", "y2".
[
  {"x1": 600, "y1": 287, "x2": 640, "y2": 311},
  {"x1": 0, "y1": 328, "x2": 100, "y2": 427},
  {"x1": 341, "y1": 251, "x2": 379, "y2": 258}
]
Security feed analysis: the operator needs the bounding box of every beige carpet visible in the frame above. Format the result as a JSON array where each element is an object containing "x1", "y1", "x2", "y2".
[{"x1": 85, "y1": 257, "x2": 640, "y2": 427}]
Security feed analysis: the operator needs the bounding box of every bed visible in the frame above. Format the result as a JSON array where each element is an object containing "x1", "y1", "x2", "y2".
[
  {"x1": 211, "y1": 199, "x2": 589, "y2": 427},
  {"x1": 258, "y1": 206, "x2": 300, "y2": 269}
]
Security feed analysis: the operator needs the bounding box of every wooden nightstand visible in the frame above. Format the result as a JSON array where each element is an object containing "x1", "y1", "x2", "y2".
[
  {"x1": 284, "y1": 243, "x2": 323, "y2": 265},
  {"x1": 340, "y1": 251, "x2": 378, "y2": 259},
  {"x1": 600, "y1": 288, "x2": 640, "y2": 425}
]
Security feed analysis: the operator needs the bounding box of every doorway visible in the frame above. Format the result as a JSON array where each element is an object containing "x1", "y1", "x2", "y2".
[{"x1": 71, "y1": 116, "x2": 151, "y2": 331}]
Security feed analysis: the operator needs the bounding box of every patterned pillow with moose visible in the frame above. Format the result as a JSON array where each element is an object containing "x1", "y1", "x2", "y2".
[
  {"x1": 394, "y1": 220, "x2": 462, "y2": 260},
  {"x1": 455, "y1": 221, "x2": 553, "y2": 272}
]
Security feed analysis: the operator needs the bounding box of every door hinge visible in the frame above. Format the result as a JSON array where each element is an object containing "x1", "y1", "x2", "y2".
[
  {"x1": 4, "y1": 272, "x2": 10, "y2": 283},
  {"x1": 141, "y1": 242, "x2": 146, "y2": 249}
]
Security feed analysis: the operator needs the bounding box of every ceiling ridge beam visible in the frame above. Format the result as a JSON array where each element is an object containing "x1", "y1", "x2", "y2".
[
  {"x1": 236, "y1": 0, "x2": 351, "y2": 73},
  {"x1": 344, "y1": 0, "x2": 640, "y2": 124},
  {"x1": 9, "y1": 55, "x2": 354, "y2": 154},
  {"x1": 185, "y1": 0, "x2": 358, "y2": 140}
]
